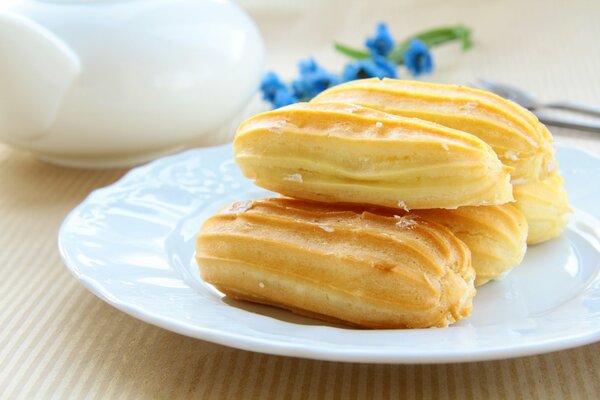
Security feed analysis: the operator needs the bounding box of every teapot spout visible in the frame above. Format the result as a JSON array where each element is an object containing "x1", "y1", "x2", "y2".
[{"x1": 0, "y1": 12, "x2": 80, "y2": 141}]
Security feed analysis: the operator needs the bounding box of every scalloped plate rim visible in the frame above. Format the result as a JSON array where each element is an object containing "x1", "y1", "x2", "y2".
[{"x1": 58, "y1": 142, "x2": 600, "y2": 364}]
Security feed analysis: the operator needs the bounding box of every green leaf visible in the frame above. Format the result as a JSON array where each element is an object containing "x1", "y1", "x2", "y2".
[
  {"x1": 454, "y1": 25, "x2": 473, "y2": 50},
  {"x1": 334, "y1": 24, "x2": 473, "y2": 66},
  {"x1": 334, "y1": 43, "x2": 370, "y2": 60},
  {"x1": 389, "y1": 24, "x2": 473, "y2": 64}
]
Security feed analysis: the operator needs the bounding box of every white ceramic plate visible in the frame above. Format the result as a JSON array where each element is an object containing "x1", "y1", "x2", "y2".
[{"x1": 59, "y1": 144, "x2": 600, "y2": 364}]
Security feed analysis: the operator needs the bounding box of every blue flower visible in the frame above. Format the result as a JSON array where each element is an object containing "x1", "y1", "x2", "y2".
[
  {"x1": 403, "y1": 39, "x2": 433, "y2": 77},
  {"x1": 365, "y1": 23, "x2": 394, "y2": 57},
  {"x1": 372, "y1": 55, "x2": 398, "y2": 78},
  {"x1": 260, "y1": 71, "x2": 298, "y2": 108},
  {"x1": 298, "y1": 58, "x2": 319, "y2": 75},
  {"x1": 260, "y1": 72, "x2": 287, "y2": 103},
  {"x1": 342, "y1": 56, "x2": 398, "y2": 82},
  {"x1": 291, "y1": 58, "x2": 340, "y2": 100},
  {"x1": 273, "y1": 88, "x2": 298, "y2": 108}
]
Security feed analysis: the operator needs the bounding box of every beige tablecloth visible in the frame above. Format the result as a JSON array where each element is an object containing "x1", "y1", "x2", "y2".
[{"x1": 2, "y1": 0, "x2": 600, "y2": 398}]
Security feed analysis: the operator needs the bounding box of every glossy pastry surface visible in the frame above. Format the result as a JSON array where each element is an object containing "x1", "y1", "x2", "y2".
[
  {"x1": 513, "y1": 172, "x2": 571, "y2": 244},
  {"x1": 196, "y1": 198, "x2": 476, "y2": 329},
  {"x1": 234, "y1": 102, "x2": 513, "y2": 210},
  {"x1": 412, "y1": 204, "x2": 528, "y2": 286},
  {"x1": 312, "y1": 78, "x2": 556, "y2": 184}
]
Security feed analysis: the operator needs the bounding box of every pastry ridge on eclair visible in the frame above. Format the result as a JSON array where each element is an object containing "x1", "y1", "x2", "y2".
[
  {"x1": 411, "y1": 204, "x2": 528, "y2": 286},
  {"x1": 196, "y1": 198, "x2": 476, "y2": 329},
  {"x1": 513, "y1": 171, "x2": 571, "y2": 244},
  {"x1": 312, "y1": 78, "x2": 556, "y2": 184},
  {"x1": 234, "y1": 102, "x2": 513, "y2": 210}
]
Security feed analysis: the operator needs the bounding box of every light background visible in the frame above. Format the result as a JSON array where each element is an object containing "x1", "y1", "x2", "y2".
[{"x1": 1, "y1": 0, "x2": 600, "y2": 398}]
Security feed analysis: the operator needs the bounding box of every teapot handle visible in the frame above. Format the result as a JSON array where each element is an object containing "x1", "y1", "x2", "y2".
[{"x1": 0, "y1": 12, "x2": 81, "y2": 141}]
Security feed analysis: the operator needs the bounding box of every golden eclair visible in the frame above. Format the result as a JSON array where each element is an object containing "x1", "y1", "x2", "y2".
[
  {"x1": 312, "y1": 78, "x2": 556, "y2": 184},
  {"x1": 234, "y1": 102, "x2": 513, "y2": 210},
  {"x1": 196, "y1": 198, "x2": 476, "y2": 329},
  {"x1": 412, "y1": 204, "x2": 528, "y2": 286},
  {"x1": 513, "y1": 172, "x2": 571, "y2": 244}
]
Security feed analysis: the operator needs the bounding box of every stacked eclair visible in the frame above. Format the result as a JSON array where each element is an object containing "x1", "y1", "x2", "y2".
[{"x1": 196, "y1": 78, "x2": 571, "y2": 329}]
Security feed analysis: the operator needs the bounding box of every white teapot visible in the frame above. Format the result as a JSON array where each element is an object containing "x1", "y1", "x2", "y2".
[{"x1": 0, "y1": 0, "x2": 263, "y2": 167}]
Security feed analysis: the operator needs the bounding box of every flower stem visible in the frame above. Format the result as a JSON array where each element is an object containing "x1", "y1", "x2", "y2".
[
  {"x1": 334, "y1": 43, "x2": 370, "y2": 59},
  {"x1": 389, "y1": 25, "x2": 472, "y2": 64},
  {"x1": 334, "y1": 24, "x2": 472, "y2": 64}
]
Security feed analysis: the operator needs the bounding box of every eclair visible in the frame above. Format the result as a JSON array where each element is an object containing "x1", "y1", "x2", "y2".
[
  {"x1": 412, "y1": 204, "x2": 528, "y2": 286},
  {"x1": 196, "y1": 198, "x2": 476, "y2": 329},
  {"x1": 234, "y1": 102, "x2": 513, "y2": 210},
  {"x1": 312, "y1": 78, "x2": 556, "y2": 184},
  {"x1": 513, "y1": 172, "x2": 571, "y2": 244}
]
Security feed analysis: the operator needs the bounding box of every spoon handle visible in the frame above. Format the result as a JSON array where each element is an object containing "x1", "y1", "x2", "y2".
[
  {"x1": 535, "y1": 112, "x2": 600, "y2": 133},
  {"x1": 541, "y1": 101, "x2": 600, "y2": 118}
]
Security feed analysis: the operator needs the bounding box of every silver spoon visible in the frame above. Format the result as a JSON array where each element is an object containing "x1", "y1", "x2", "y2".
[
  {"x1": 475, "y1": 79, "x2": 600, "y2": 132},
  {"x1": 477, "y1": 79, "x2": 600, "y2": 116}
]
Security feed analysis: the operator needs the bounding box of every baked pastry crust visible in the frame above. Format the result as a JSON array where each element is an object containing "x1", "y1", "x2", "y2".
[
  {"x1": 196, "y1": 198, "x2": 476, "y2": 329},
  {"x1": 513, "y1": 172, "x2": 571, "y2": 244},
  {"x1": 412, "y1": 204, "x2": 528, "y2": 286},
  {"x1": 313, "y1": 78, "x2": 556, "y2": 184},
  {"x1": 234, "y1": 102, "x2": 513, "y2": 210}
]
